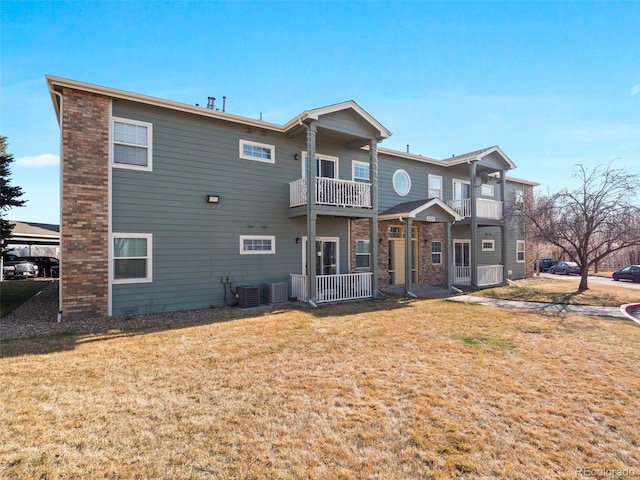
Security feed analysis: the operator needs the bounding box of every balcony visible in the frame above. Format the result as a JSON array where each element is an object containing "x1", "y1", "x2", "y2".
[
  {"x1": 290, "y1": 177, "x2": 372, "y2": 209},
  {"x1": 446, "y1": 198, "x2": 503, "y2": 220},
  {"x1": 452, "y1": 264, "x2": 504, "y2": 287},
  {"x1": 290, "y1": 272, "x2": 373, "y2": 303}
]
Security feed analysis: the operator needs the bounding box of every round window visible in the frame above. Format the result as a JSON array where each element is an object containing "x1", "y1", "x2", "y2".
[{"x1": 392, "y1": 169, "x2": 411, "y2": 196}]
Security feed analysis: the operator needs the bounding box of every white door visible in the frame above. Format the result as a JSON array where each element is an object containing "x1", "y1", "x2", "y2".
[{"x1": 453, "y1": 240, "x2": 471, "y2": 284}]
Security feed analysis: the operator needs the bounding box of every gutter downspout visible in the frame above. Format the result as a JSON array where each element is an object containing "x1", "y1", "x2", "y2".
[{"x1": 49, "y1": 85, "x2": 63, "y2": 322}]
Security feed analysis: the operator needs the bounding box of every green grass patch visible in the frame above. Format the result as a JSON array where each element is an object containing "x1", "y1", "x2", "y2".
[
  {"x1": 0, "y1": 281, "x2": 48, "y2": 317},
  {"x1": 457, "y1": 334, "x2": 515, "y2": 350}
]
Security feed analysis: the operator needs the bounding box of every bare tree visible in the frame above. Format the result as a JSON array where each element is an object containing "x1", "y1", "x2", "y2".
[{"x1": 521, "y1": 163, "x2": 640, "y2": 291}]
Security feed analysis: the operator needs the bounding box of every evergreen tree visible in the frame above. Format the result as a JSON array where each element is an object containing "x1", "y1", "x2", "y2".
[{"x1": 0, "y1": 136, "x2": 26, "y2": 251}]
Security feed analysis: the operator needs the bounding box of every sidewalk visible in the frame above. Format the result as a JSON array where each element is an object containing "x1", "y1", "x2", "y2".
[{"x1": 448, "y1": 295, "x2": 628, "y2": 319}]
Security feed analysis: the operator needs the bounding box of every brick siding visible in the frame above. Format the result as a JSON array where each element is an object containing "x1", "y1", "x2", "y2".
[{"x1": 60, "y1": 88, "x2": 110, "y2": 319}]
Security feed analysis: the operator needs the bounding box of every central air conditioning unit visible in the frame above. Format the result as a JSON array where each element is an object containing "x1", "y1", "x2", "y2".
[
  {"x1": 237, "y1": 286, "x2": 261, "y2": 308},
  {"x1": 264, "y1": 282, "x2": 288, "y2": 305}
]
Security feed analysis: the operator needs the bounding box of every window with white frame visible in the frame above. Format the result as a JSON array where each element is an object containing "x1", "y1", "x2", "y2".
[
  {"x1": 431, "y1": 241, "x2": 442, "y2": 265},
  {"x1": 392, "y1": 169, "x2": 411, "y2": 196},
  {"x1": 240, "y1": 235, "x2": 276, "y2": 254},
  {"x1": 480, "y1": 184, "x2": 494, "y2": 197},
  {"x1": 112, "y1": 117, "x2": 153, "y2": 171},
  {"x1": 428, "y1": 174, "x2": 443, "y2": 199},
  {"x1": 239, "y1": 139, "x2": 275, "y2": 163},
  {"x1": 112, "y1": 234, "x2": 152, "y2": 283},
  {"x1": 482, "y1": 239, "x2": 495, "y2": 251},
  {"x1": 352, "y1": 161, "x2": 370, "y2": 183},
  {"x1": 516, "y1": 240, "x2": 525, "y2": 263},
  {"x1": 355, "y1": 239, "x2": 370, "y2": 268}
]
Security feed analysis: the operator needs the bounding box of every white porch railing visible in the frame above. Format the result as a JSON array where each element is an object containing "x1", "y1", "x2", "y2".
[
  {"x1": 289, "y1": 178, "x2": 372, "y2": 208},
  {"x1": 452, "y1": 265, "x2": 503, "y2": 286},
  {"x1": 452, "y1": 266, "x2": 471, "y2": 285},
  {"x1": 290, "y1": 272, "x2": 373, "y2": 303},
  {"x1": 477, "y1": 264, "x2": 504, "y2": 286},
  {"x1": 446, "y1": 198, "x2": 503, "y2": 220}
]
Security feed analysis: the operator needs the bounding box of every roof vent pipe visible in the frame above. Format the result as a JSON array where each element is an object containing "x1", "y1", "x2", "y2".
[
  {"x1": 406, "y1": 144, "x2": 410, "y2": 154},
  {"x1": 222, "y1": 96, "x2": 227, "y2": 113},
  {"x1": 207, "y1": 97, "x2": 215, "y2": 109}
]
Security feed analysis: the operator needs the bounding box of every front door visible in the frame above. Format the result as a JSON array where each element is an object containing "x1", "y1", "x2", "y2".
[
  {"x1": 453, "y1": 240, "x2": 471, "y2": 284},
  {"x1": 387, "y1": 226, "x2": 418, "y2": 286}
]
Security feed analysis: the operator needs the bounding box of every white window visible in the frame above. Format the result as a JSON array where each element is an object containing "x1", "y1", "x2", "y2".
[
  {"x1": 112, "y1": 233, "x2": 152, "y2": 284},
  {"x1": 516, "y1": 240, "x2": 525, "y2": 263},
  {"x1": 352, "y1": 161, "x2": 370, "y2": 183},
  {"x1": 431, "y1": 241, "x2": 442, "y2": 265},
  {"x1": 392, "y1": 169, "x2": 411, "y2": 196},
  {"x1": 428, "y1": 174, "x2": 443, "y2": 199},
  {"x1": 112, "y1": 117, "x2": 153, "y2": 171},
  {"x1": 239, "y1": 140, "x2": 275, "y2": 163},
  {"x1": 240, "y1": 235, "x2": 276, "y2": 254},
  {"x1": 355, "y1": 239, "x2": 370, "y2": 268},
  {"x1": 302, "y1": 152, "x2": 338, "y2": 178},
  {"x1": 480, "y1": 184, "x2": 494, "y2": 197},
  {"x1": 482, "y1": 239, "x2": 495, "y2": 251}
]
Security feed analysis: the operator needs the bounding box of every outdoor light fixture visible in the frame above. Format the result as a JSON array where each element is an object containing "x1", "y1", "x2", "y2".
[
  {"x1": 295, "y1": 237, "x2": 301, "y2": 244},
  {"x1": 294, "y1": 153, "x2": 300, "y2": 161},
  {"x1": 206, "y1": 195, "x2": 220, "y2": 204}
]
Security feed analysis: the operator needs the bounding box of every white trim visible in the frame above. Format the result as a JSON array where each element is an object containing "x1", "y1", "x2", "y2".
[
  {"x1": 431, "y1": 240, "x2": 443, "y2": 266},
  {"x1": 112, "y1": 233, "x2": 153, "y2": 284},
  {"x1": 516, "y1": 240, "x2": 525, "y2": 263},
  {"x1": 239, "y1": 139, "x2": 275, "y2": 163},
  {"x1": 111, "y1": 116, "x2": 153, "y2": 171},
  {"x1": 352, "y1": 160, "x2": 370, "y2": 183},
  {"x1": 480, "y1": 184, "x2": 494, "y2": 197},
  {"x1": 240, "y1": 235, "x2": 276, "y2": 254},
  {"x1": 392, "y1": 169, "x2": 411, "y2": 196},
  {"x1": 355, "y1": 239, "x2": 371, "y2": 269},
  {"x1": 378, "y1": 198, "x2": 463, "y2": 222},
  {"x1": 428, "y1": 174, "x2": 443, "y2": 199},
  {"x1": 481, "y1": 239, "x2": 496, "y2": 251}
]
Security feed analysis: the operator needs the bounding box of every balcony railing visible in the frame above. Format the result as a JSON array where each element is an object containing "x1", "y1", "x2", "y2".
[
  {"x1": 446, "y1": 198, "x2": 503, "y2": 220},
  {"x1": 290, "y1": 272, "x2": 373, "y2": 303},
  {"x1": 289, "y1": 178, "x2": 372, "y2": 209},
  {"x1": 452, "y1": 264, "x2": 504, "y2": 286}
]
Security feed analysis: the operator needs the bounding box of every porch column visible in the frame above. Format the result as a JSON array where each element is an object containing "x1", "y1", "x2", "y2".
[
  {"x1": 445, "y1": 221, "x2": 453, "y2": 289},
  {"x1": 369, "y1": 138, "x2": 379, "y2": 298},
  {"x1": 306, "y1": 122, "x2": 318, "y2": 306},
  {"x1": 500, "y1": 169, "x2": 508, "y2": 283},
  {"x1": 404, "y1": 217, "x2": 414, "y2": 297},
  {"x1": 470, "y1": 161, "x2": 478, "y2": 288}
]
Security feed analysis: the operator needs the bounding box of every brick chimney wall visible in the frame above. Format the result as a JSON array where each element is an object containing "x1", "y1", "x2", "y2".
[{"x1": 60, "y1": 88, "x2": 110, "y2": 319}]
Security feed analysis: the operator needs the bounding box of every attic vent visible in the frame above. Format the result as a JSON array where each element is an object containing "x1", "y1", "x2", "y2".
[{"x1": 237, "y1": 286, "x2": 261, "y2": 308}]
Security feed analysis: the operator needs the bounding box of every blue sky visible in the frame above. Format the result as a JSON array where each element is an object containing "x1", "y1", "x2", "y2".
[{"x1": 1, "y1": 0, "x2": 639, "y2": 224}]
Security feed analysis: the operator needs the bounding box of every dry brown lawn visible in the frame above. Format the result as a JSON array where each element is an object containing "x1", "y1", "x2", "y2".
[
  {"x1": 475, "y1": 277, "x2": 640, "y2": 307},
  {"x1": 1, "y1": 299, "x2": 639, "y2": 479}
]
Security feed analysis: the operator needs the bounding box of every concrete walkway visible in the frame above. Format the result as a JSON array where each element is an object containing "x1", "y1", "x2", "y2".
[{"x1": 448, "y1": 295, "x2": 628, "y2": 319}]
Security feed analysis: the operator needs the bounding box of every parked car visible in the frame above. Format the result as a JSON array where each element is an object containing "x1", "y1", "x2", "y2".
[
  {"x1": 612, "y1": 265, "x2": 640, "y2": 283},
  {"x1": 535, "y1": 258, "x2": 557, "y2": 272},
  {"x1": 1, "y1": 254, "x2": 39, "y2": 279},
  {"x1": 550, "y1": 261, "x2": 581, "y2": 275},
  {"x1": 21, "y1": 256, "x2": 59, "y2": 277}
]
